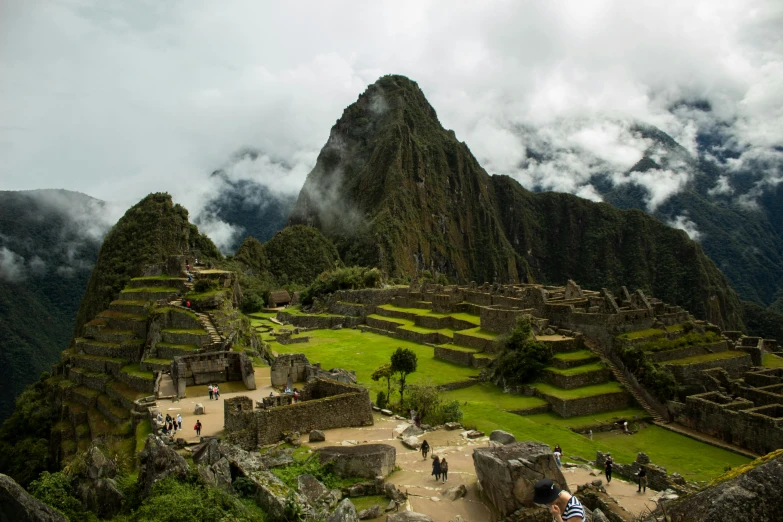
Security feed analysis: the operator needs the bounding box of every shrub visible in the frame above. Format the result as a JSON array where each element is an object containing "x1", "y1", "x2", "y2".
[
  {"x1": 405, "y1": 383, "x2": 463, "y2": 425},
  {"x1": 391, "y1": 347, "x2": 418, "y2": 405},
  {"x1": 29, "y1": 471, "x2": 97, "y2": 522},
  {"x1": 617, "y1": 345, "x2": 678, "y2": 401},
  {"x1": 490, "y1": 316, "x2": 551, "y2": 387},
  {"x1": 300, "y1": 266, "x2": 383, "y2": 306},
  {"x1": 375, "y1": 391, "x2": 388, "y2": 410}
]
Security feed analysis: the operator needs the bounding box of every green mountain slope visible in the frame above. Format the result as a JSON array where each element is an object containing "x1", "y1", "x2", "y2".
[
  {"x1": 0, "y1": 190, "x2": 103, "y2": 422},
  {"x1": 73, "y1": 193, "x2": 221, "y2": 338},
  {"x1": 289, "y1": 75, "x2": 745, "y2": 329}
]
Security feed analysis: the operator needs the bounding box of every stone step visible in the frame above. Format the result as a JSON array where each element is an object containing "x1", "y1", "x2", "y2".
[
  {"x1": 93, "y1": 329, "x2": 138, "y2": 344},
  {"x1": 128, "y1": 276, "x2": 188, "y2": 289},
  {"x1": 140, "y1": 357, "x2": 172, "y2": 373},
  {"x1": 119, "y1": 286, "x2": 181, "y2": 303},
  {"x1": 551, "y1": 350, "x2": 600, "y2": 369},
  {"x1": 68, "y1": 386, "x2": 100, "y2": 408},
  {"x1": 96, "y1": 394, "x2": 132, "y2": 425},
  {"x1": 97, "y1": 310, "x2": 148, "y2": 337},
  {"x1": 68, "y1": 367, "x2": 112, "y2": 393},
  {"x1": 106, "y1": 380, "x2": 147, "y2": 410},
  {"x1": 161, "y1": 328, "x2": 210, "y2": 346}
]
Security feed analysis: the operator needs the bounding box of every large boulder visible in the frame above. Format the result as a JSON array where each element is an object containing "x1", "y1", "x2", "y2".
[
  {"x1": 260, "y1": 449, "x2": 295, "y2": 468},
  {"x1": 246, "y1": 470, "x2": 312, "y2": 522},
  {"x1": 83, "y1": 445, "x2": 117, "y2": 480},
  {"x1": 441, "y1": 484, "x2": 467, "y2": 501},
  {"x1": 402, "y1": 436, "x2": 422, "y2": 450},
  {"x1": 137, "y1": 434, "x2": 190, "y2": 498},
  {"x1": 358, "y1": 504, "x2": 384, "y2": 519},
  {"x1": 76, "y1": 478, "x2": 125, "y2": 519},
  {"x1": 648, "y1": 450, "x2": 783, "y2": 522},
  {"x1": 192, "y1": 438, "x2": 223, "y2": 466},
  {"x1": 489, "y1": 430, "x2": 516, "y2": 445},
  {"x1": 220, "y1": 443, "x2": 267, "y2": 473},
  {"x1": 197, "y1": 457, "x2": 233, "y2": 492},
  {"x1": 319, "y1": 444, "x2": 396, "y2": 479},
  {"x1": 309, "y1": 429, "x2": 326, "y2": 442},
  {"x1": 400, "y1": 424, "x2": 424, "y2": 438},
  {"x1": 0, "y1": 473, "x2": 68, "y2": 522},
  {"x1": 298, "y1": 474, "x2": 328, "y2": 504},
  {"x1": 326, "y1": 498, "x2": 359, "y2": 522},
  {"x1": 472, "y1": 441, "x2": 568, "y2": 518},
  {"x1": 386, "y1": 512, "x2": 435, "y2": 522}
]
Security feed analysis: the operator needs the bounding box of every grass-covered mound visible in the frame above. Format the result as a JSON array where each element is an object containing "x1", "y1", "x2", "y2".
[{"x1": 261, "y1": 225, "x2": 342, "y2": 285}]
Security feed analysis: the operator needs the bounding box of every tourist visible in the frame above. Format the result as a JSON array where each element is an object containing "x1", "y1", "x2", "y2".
[
  {"x1": 553, "y1": 446, "x2": 562, "y2": 468},
  {"x1": 214, "y1": 384, "x2": 220, "y2": 400},
  {"x1": 432, "y1": 455, "x2": 442, "y2": 481},
  {"x1": 208, "y1": 385, "x2": 214, "y2": 400},
  {"x1": 410, "y1": 409, "x2": 416, "y2": 423},
  {"x1": 269, "y1": 391, "x2": 275, "y2": 397},
  {"x1": 156, "y1": 412, "x2": 163, "y2": 425},
  {"x1": 293, "y1": 389, "x2": 299, "y2": 403},
  {"x1": 176, "y1": 413, "x2": 182, "y2": 430},
  {"x1": 589, "y1": 430, "x2": 593, "y2": 440},
  {"x1": 414, "y1": 413, "x2": 421, "y2": 427},
  {"x1": 440, "y1": 458, "x2": 448, "y2": 482},
  {"x1": 554, "y1": 444, "x2": 562, "y2": 454},
  {"x1": 186, "y1": 263, "x2": 190, "y2": 271},
  {"x1": 194, "y1": 419, "x2": 202, "y2": 437},
  {"x1": 636, "y1": 465, "x2": 647, "y2": 493},
  {"x1": 187, "y1": 272, "x2": 193, "y2": 282},
  {"x1": 605, "y1": 454, "x2": 613, "y2": 483},
  {"x1": 186, "y1": 300, "x2": 191, "y2": 308},
  {"x1": 623, "y1": 421, "x2": 628, "y2": 433},
  {"x1": 421, "y1": 439, "x2": 430, "y2": 460},
  {"x1": 533, "y1": 478, "x2": 585, "y2": 522}
]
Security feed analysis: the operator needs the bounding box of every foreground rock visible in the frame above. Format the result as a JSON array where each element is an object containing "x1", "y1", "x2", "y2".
[
  {"x1": 358, "y1": 504, "x2": 383, "y2": 519},
  {"x1": 473, "y1": 441, "x2": 568, "y2": 518},
  {"x1": 0, "y1": 473, "x2": 67, "y2": 522},
  {"x1": 326, "y1": 498, "x2": 359, "y2": 522},
  {"x1": 387, "y1": 512, "x2": 435, "y2": 521},
  {"x1": 402, "y1": 436, "x2": 422, "y2": 450},
  {"x1": 489, "y1": 430, "x2": 516, "y2": 445},
  {"x1": 73, "y1": 446, "x2": 124, "y2": 519},
  {"x1": 298, "y1": 474, "x2": 328, "y2": 504},
  {"x1": 441, "y1": 484, "x2": 467, "y2": 501},
  {"x1": 309, "y1": 429, "x2": 326, "y2": 442},
  {"x1": 138, "y1": 434, "x2": 189, "y2": 498},
  {"x1": 644, "y1": 449, "x2": 783, "y2": 522},
  {"x1": 319, "y1": 444, "x2": 396, "y2": 478}
]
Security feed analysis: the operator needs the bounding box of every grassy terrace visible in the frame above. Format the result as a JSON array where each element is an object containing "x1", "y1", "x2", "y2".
[
  {"x1": 664, "y1": 351, "x2": 747, "y2": 366},
  {"x1": 272, "y1": 328, "x2": 479, "y2": 394},
  {"x1": 156, "y1": 342, "x2": 199, "y2": 351},
  {"x1": 763, "y1": 353, "x2": 783, "y2": 368},
  {"x1": 437, "y1": 343, "x2": 481, "y2": 353},
  {"x1": 443, "y1": 382, "x2": 746, "y2": 481},
  {"x1": 377, "y1": 304, "x2": 481, "y2": 325},
  {"x1": 617, "y1": 323, "x2": 687, "y2": 340},
  {"x1": 161, "y1": 328, "x2": 208, "y2": 334},
  {"x1": 108, "y1": 381, "x2": 146, "y2": 402},
  {"x1": 121, "y1": 364, "x2": 154, "y2": 380},
  {"x1": 74, "y1": 353, "x2": 127, "y2": 364},
  {"x1": 186, "y1": 288, "x2": 230, "y2": 300},
  {"x1": 553, "y1": 350, "x2": 596, "y2": 362},
  {"x1": 98, "y1": 310, "x2": 145, "y2": 320},
  {"x1": 156, "y1": 306, "x2": 199, "y2": 318},
  {"x1": 143, "y1": 358, "x2": 172, "y2": 365},
  {"x1": 111, "y1": 299, "x2": 148, "y2": 306},
  {"x1": 546, "y1": 363, "x2": 606, "y2": 376},
  {"x1": 458, "y1": 326, "x2": 499, "y2": 340},
  {"x1": 131, "y1": 275, "x2": 184, "y2": 281},
  {"x1": 532, "y1": 382, "x2": 625, "y2": 399},
  {"x1": 123, "y1": 286, "x2": 180, "y2": 294}
]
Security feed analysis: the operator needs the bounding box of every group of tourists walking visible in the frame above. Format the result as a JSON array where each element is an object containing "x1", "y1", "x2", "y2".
[
  {"x1": 208, "y1": 384, "x2": 220, "y2": 400},
  {"x1": 156, "y1": 412, "x2": 182, "y2": 435},
  {"x1": 419, "y1": 440, "x2": 448, "y2": 482}
]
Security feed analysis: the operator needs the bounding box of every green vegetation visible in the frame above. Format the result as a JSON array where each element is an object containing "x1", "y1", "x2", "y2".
[
  {"x1": 391, "y1": 347, "x2": 418, "y2": 405},
  {"x1": 664, "y1": 351, "x2": 749, "y2": 366},
  {"x1": 490, "y1": 317, "x2": 551, "y2": 386},
  {"x1": 617, "y1": 328, "x2": 666, "y2": 340},
  {"x1": 616, "y1": 343, "x2": 678, "y2": 401},
  {"x1": 405, "y1": 383, "x2": 462, "y2": 424},
  {"x1": 638, "y1": 331, "x2": 723, "y2": 353},
  {"x1": 301, "y1": 266, "x2": 383, "y2": 306},
  {"x1": 443, "y1": 382, "x2": 748, "y2": 481},
  {"x1": 532, "y1": 382, "x2": 626, "y2": 399},
  {"x1": 457, "y1": 327, "x2": 498, "y2": 340},
  {"x1": 135, "y1": 420, "x2": 152, "y2": 453},
  {"x1": 262, "y1": 225, "x2": 342, "y2": 286},
  {"x1": 371, "y1": 363, "x2": 394, "y2": 399},
  {"x1": 272, "y1": 328, "x2": 479, "y2": 394},
  {"x1": 552, "y1": 350, "x2": 595, "y2": 362},
  {"x1": 121, "y1": 364, "x2": 154, "y2": 380},
  {"x1": 763, "y1": 353, "x2": 783, "y2": 368},
  {"x1": 546, "y1": 363, "x2": 606, "y2": 376}
]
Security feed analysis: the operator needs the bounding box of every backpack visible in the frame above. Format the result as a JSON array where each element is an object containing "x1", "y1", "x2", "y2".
[{"x1": 194, "y1": 423, "x2": 198, "y2": 430}]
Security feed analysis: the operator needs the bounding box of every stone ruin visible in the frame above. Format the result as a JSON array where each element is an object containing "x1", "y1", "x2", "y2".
[
  {"x1": 224, "y1": 378, "x2": 373, "y2": 449},
  {"x1": 270, "y1": 353, "x2": 356, "y2": 388},
  {"x1": 171, "y1": 351, "x2": 256, "y2": 399}
]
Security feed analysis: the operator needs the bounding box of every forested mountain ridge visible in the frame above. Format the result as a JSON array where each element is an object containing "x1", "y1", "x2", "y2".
[
  {"x1": 289, "y1": 74, "x2": 746, "y2": 330},
  {"x1": 0, "y1": 190, "x2": 104, "y2": 422}
]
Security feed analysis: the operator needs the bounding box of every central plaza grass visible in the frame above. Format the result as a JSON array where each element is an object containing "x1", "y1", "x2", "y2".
[
  {"x1": 271, "y1": 328, "x2": 479, "y2": 394},
  {"x1": 763, "y1": 353, "x2": 783, "y2": 368},
  {"x1": 267, "y1": 322, "x2": 751, "y2": 481},
  {"x1": 442, "y1": 382, "x2": 748, "y2": 481},
  {"x1": 377, "y1": 304, "x2": 481, "y2": 325}
]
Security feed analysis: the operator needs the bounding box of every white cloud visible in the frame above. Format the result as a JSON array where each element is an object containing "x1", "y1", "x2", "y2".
[
  {"x1": 0, "y1": 0, "x2": 780, "y2": 221},
  {"x1": 0, "y1": 247, "x2": 26, "y2": 282},
  {"x1": 668, "y1": 214, "x2": 702, "y2": 241}
]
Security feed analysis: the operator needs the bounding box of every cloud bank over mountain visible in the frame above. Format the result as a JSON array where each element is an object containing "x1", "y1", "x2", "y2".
[{"x1": 1, "y1": 1, "x2": 781, "y2": 237}]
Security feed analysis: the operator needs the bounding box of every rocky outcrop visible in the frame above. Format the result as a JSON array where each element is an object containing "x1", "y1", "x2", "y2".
[
  {"x1": 441, "y1": 484, "x2": 467, "y2": 501},
  {"x1": 473, "y1": 441, "x2": 568, "y2": 518},
  {"x1": 298, "y1": 474, "x2": 328, "y2": 504},
  {"x1": 646, "y1": 450, "x2": 783, "y2": 522},
  {"x1": 358, "y1": 504, "x2": 384, "y2": 519},
  {"x1": 137, "y1": 434, "x2": 189, "y2": 498},
  {"x1": 73, "y1": 446, "x2": 124, "y2": 519},
  {"x1": 490, "y1": 430, "x2": 517, "y2": 445},
  {"x1": 309, "y1": 429, "x2": 326, "y2": 442},
  {"x1": 402, "y1": 436, "x2": 422, "y2": 449},
  {"x1": 192, "y1": 438, "x2": 223, "y2": 466},
  {"x1": 575, "y1": 484, "x2": 633, "y2": 522},
  {"x1": 198, "y1": 457, "x2": 233, "y2": 492},
  {"x1": 0, "y1": 473, "x2": 67, "y2": 522},
  {"x1": 246, "y1": 470, "x2": 311, "y2": 522},
  {"x1": 326, "y1": 498, "x2": 359, "y2": 522}
]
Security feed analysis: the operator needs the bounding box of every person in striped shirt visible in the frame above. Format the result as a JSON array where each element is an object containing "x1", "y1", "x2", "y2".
[{"x1": 533, "y1": 478, "x2": 586, "y2": 522}]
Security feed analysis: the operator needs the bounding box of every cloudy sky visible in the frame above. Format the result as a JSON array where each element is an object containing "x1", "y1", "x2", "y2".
[{"x1": 2, "y1": 0, "x2": 782, "y2": 244}]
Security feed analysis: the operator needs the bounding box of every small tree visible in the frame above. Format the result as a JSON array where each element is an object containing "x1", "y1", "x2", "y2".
[
  {"x1": 491, "y1": 316, "x2": 551, "y2": 387},
  {"x1": 371, "y1": 363, "x2": 394, "y2": 399},
  {"x1": 390, "y1": 347, "x2": 418, "y2": 406}
]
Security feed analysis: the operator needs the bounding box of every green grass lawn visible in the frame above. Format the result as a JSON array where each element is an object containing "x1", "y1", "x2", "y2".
[
  {"x1": 272, "y1": 328, "x2": 479, "y2": 394},
  {"x1": 248, "y1": 311, "x2": 277, "y2": 320},
  {"x1": 763, "y1": 353, "x2": 783, "y2": 368},
  {"x1": 437, "y1": 344, "x2": 481, "y2": 353},
  {"x1": 443, "y1": 382, "x2": 548, "y2": 411},
  {"x1": 399, "y1": 324, "x2": 455, "y2": 338},
  {"x1": 664, "y1": 351, "x2": 747, "y2": 366},
  {"x1": 444, "y1": 382, "x2": 748, "y2": 481},
  {"x1": 161, "y1": 328, "x2": 208, "y2": 334},
  {"x1": 377, "y1": 304, "x2": 481, "y2": 326},
  {"x1": 532, "y1": 382, "x2": 625, "y2": 399},
  {"x1": 617, "y1": 328, "x2": 666, "y2": 340},
  {"x1": 155, "y1": 342, "x2": 199, "y2": 351},
  {"x1": 121, "y1": 364, "x2": 154, "y2": 380},
  {"x1": 545, "y1": 363, "x2": 606, "y2": 376}
]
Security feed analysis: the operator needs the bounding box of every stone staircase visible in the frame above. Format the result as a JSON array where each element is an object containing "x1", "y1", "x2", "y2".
[
  {"x1": 582, "y1": 339, "x2": 668, "y2": 423},
  {"x1": 166, "y1": 299, "x2": 224, "y2": 349}
]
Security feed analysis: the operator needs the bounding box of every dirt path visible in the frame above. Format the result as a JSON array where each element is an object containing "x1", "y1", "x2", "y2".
[{"x1": 562, "y1": 467, "x2": 659, "y2": 517}]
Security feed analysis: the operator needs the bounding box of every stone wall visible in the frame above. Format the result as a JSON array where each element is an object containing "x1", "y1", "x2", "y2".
[
  {"x1": 276, "y1": 311, "x2": 361, "y2": 329},
  {"x1": 434, "y1": 346, "x2": 475, "y2": 367},
  {"x1": 544, "y1": 368, "x2": 613, "y2": 390},
  {"x1": 540, "y1": 391, "x2": 629, "y2": 418},
  {"x1": 224, "y1": 379, "x2": 373, "y2": 448},
  {"x1": 736, "y1": 383, "x2": 783, "y2": 407},
  {"x1": 480, "y1": 308, "x2": 531, "y2": 334},
  {"x1": 452, "y1": 331, "x2": 495, "y2": 352},
  {"x1": 648, "y1": 341, "x2": 727, "y2": 363},
  {"x1": 270, "y1": 353, "x2": 310, "y2": 387},
  {"x1": 664, "y1": 353, "x2": 752, "y2": 384},
  {"x1": 172, "y1": 351, "x2": 256, "y2": 398},
  {"x1": 318, "y1": 444, "x2": 396, "y2": 479},
  {"x1": 670, "y1": 392, "x2": 783, "y2": 455}
]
